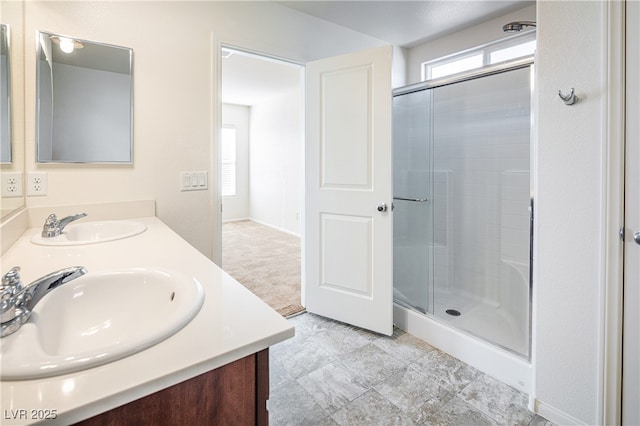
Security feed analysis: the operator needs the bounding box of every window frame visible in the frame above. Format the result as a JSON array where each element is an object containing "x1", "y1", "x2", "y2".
[{"x1": 422, "y1": 30, "x2": 536, "y2": 82}]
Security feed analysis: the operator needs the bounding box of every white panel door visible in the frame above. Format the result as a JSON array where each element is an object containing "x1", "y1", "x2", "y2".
[
  {"x1": 623, "y1": 1, "x2": 640, "y2": 424},
  {"x1": 305, "y1": 46, "x2": 393, "y2": 336}
]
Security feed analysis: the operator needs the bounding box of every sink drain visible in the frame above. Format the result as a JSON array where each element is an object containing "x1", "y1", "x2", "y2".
[{"x1": 445, "y1": 309, "x2": 461, "y2": 317}]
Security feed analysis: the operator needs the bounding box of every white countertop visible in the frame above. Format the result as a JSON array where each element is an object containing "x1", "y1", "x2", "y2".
[{"x1": 0, "y1": 217, "x2": 295, "y2": 425}]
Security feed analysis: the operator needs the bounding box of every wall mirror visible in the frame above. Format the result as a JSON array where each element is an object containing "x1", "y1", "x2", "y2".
[
  {"x1": 1, "y1": 0, "x2": 24, "y2": 222},
  {"x1": 36, "y1": 31, "x2": 133, "y2": 163},
  {"x1": 1, "y1": 24, "x2": 11, "y2": 164}
]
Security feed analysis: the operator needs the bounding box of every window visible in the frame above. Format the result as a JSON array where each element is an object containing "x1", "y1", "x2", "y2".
[
  {"x1": 422, "y1": 31, "x2": 536, "y2": 81},
  {"x1": 428, "y1": 54, "x2": 484, "y2": 80},
  {"x1": 489, "y1": 39, "x2": 536, "y2": 64},
  {"x1": 221, "y1": 126, "x2": 237, "y2": 197}
]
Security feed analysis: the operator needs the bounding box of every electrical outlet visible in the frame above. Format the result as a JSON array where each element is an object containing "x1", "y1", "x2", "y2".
[
  {"x1": 1, "y1": 172, "x2": 24, "y2": 197},
  {"x1": 27, "y1": 172, "x2": 48, "y2": 196}
]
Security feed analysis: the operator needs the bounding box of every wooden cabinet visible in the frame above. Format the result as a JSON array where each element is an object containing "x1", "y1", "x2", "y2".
[{"x1": 76, "y1": 349, "x2": 269, "y2": 426}]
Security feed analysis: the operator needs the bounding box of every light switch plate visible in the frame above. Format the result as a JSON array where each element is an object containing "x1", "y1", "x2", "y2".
[{"x1": 180, "y1": 171, "x2": 208, "y2": 191}]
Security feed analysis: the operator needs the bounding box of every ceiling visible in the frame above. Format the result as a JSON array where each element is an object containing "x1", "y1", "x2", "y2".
[
  {"x1": 276, "y1": 0, "x2": 533, "y2": 48},
  {"x1": 222, "y1": 49, "x2": 302, "y2": 107},
  {"x1": 222, "y1": 0, "x2": 533, "y2": 106}
]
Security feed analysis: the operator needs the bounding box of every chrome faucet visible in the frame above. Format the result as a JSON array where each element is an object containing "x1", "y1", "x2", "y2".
[
  {"x1": 1, "y1": 266, "x2": 88, "y2": 337},
  {"x1": 41, "y1": 213, "x2": 87, "y2": 238}
]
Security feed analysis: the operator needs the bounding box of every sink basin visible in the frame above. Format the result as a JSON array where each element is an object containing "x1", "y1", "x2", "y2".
[
  {"x1": 30, "y1": 220, "x2": 147, "y2": 246},
  {"x1": 0, "y1": 268, "x2": 205, "y2": 380}
]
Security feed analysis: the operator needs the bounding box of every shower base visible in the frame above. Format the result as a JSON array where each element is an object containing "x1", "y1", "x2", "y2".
[
  {"x1": 393, "y1": 287, "x2": 529, "y2": 358},
  {"x1": 432, "y1": 289, "x2": 529, "y2": 358}
]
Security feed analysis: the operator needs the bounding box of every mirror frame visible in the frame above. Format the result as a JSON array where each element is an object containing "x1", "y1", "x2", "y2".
[{"x1": 35, "y1": 31, "x2": 134, "y2": 164}]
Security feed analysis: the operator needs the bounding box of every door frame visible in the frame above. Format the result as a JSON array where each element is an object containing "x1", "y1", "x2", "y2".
[
  {"x1": 212, "y1": 37, "x2": 306, "y2": 302},
  {"x1": 621, "y1": 1, "x2": 640, "y2": 423},
  {"x1": 602, "y1": 1, "x2": 626, "y2": 424}
]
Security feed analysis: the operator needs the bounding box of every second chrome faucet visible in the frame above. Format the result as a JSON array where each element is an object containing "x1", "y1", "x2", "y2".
[{"x1": 41, "y1": 213, "x2": 87, "y2": 238}]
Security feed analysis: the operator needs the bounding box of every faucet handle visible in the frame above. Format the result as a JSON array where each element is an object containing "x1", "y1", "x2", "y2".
[
  {"x1": 43, "y1": 213, "x2": 60, "y2": 225},
  {"x1": 2, "y1": 267, "x2": 22, "y2": 288},
  {"x1": 1, "y1": 267, "x2": 23, "y2": 301},
  {"x1": 42, "y1": 214, "x2": 61, "y2": 238},
  {"x1": 44, "y1": 214, "x2": 59, "y2": 224}
]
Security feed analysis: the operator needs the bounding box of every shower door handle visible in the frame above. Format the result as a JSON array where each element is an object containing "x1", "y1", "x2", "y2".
[{"x1": 393, "y1": 197, "x2": 429, "y2": 202}]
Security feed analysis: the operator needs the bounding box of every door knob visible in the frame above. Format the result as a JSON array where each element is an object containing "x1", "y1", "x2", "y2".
[
  {"x1": 634, "y1": 231, "x2": 640, "y2": 245},
  {"x1": 377, "y1": 203, "x2": 388, "y2": 213}
]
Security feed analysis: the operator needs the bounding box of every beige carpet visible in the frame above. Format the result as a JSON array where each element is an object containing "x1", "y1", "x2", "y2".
[{"x1": 222, "y1": 220, "x2": 304, "y2": 317}]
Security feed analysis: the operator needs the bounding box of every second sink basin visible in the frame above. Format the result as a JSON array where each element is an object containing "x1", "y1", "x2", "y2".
[
  {"x1": 31, "y1": 220, "x2": 147, "y2": 246},
  {"x1": 0, "y1": 268, "x2": 205, "y2": 380}
]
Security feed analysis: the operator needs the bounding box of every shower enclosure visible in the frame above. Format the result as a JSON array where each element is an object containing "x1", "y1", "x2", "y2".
[{"x1": 393, "y1": 61, "x2": 533, "y2": 359}]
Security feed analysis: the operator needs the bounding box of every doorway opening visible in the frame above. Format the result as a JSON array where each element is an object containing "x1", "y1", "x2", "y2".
[{"x1": 219, "y1": 46, "x2": 305, "y2": 317}]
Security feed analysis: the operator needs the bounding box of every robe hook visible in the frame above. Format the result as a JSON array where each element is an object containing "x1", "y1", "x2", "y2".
[{"x1": 558, "y1": 88, "x2": 578, "y2": 105}]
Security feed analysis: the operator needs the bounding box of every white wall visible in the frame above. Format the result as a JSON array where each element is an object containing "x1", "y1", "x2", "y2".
[
  {"x1": 249, "y1": 86, "x2": 302, "y2": 236},
  {"x1": 533, "y1": 1, "x2": 609, "y2": 424},
  {"x1": 221, "y1": 103, "x2": 249, "y2": 222},
  {"x1": 22, "y1": 1, "x2": 389, "y2": 258}
]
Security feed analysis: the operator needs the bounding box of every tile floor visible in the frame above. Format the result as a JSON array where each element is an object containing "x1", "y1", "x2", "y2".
[{"x1": 268, "y1": 313, "x2": 553, "y2": 426}]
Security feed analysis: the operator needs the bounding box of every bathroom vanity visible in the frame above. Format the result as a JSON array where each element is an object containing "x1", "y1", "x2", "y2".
[
  {"x1": 76, "y1": 349, "x2": 269, "y2": 425},
  {"x1": 0, "y1": 208, "x2": 294, "y2": 425}
]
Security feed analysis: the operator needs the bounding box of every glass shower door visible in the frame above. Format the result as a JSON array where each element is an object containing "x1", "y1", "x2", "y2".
[
  {"x1": 431, "y1": 66, "x2": 532, "y2": 357},
  {"x1": 392, "y1": 89, "x2": 433, "y2": 314}
]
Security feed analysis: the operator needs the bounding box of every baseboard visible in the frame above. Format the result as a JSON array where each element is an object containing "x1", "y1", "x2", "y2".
[
  {"x1": 534, "y1": 399, "x2": 588, "y2": 425},
  {"x1": 222, "y1": 217, "x2": 250, "y2": 223},
  {"x1": 247, "y1": 218, "x2": 300, "y2": 238}
]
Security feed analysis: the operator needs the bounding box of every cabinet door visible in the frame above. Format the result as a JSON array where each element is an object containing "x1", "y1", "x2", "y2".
[{"x1": 75, "y1": 350, "x2": 269, "y2": 426}]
